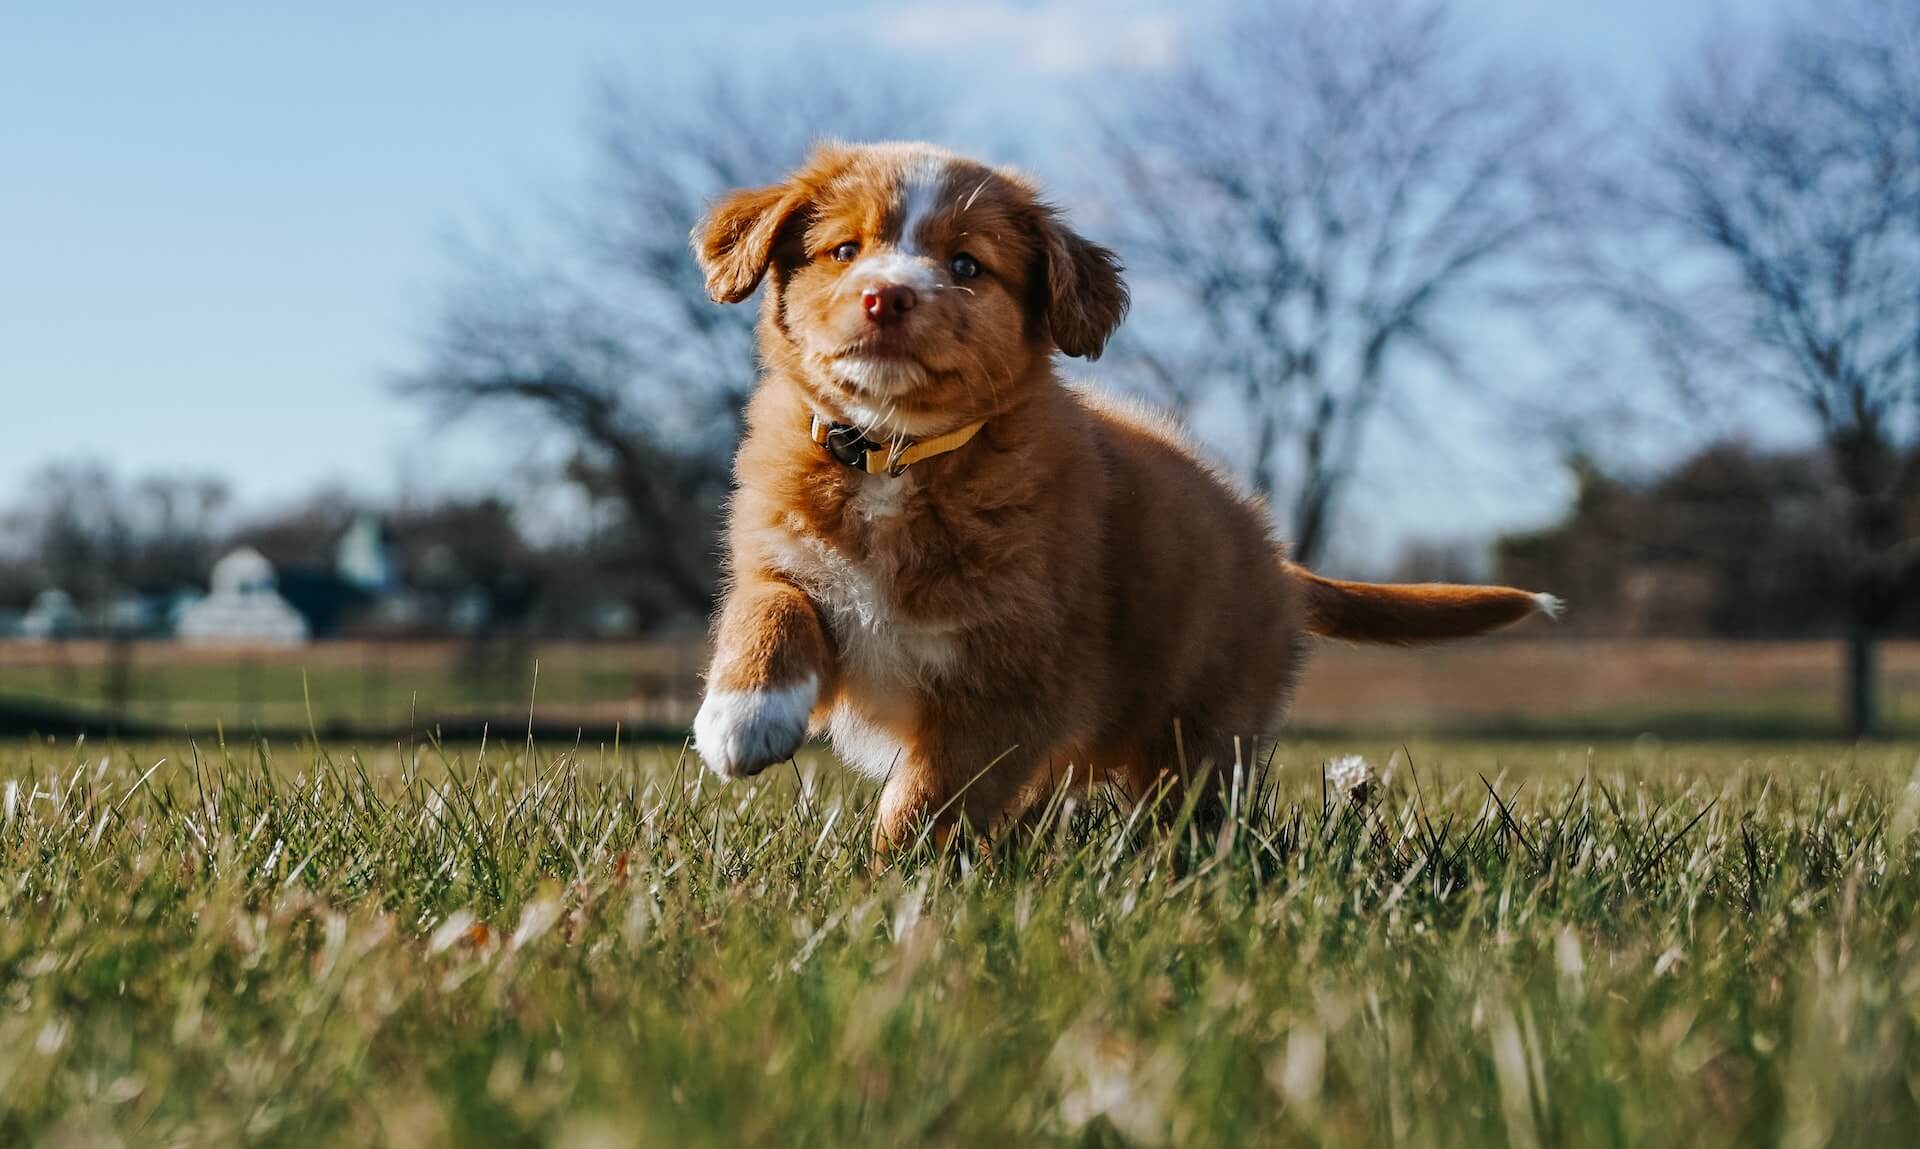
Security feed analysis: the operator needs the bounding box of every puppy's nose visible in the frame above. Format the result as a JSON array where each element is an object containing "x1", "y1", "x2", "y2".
[{"x1": 861, "y1": 283, "x2": 917, "y2": 325}]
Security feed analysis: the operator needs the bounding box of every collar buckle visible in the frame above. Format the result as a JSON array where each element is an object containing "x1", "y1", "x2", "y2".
[{"x1": 810, "y1": 415, "x2": 882, "y2": 471}]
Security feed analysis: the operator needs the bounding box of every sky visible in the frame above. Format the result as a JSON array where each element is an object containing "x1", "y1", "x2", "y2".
[{"x1": 0, "y1": 1, "x2": 1779, "y2": 568}]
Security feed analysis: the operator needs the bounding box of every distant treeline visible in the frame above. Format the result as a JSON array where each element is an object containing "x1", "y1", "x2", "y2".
[{"x1": 1491, "y1": 442, "x2": 1920, "y2": 639}]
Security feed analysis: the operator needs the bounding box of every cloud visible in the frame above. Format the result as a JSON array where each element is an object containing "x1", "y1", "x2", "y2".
[{"x1": 868, "y1": 0, "x2": 1185, "y2": 77}]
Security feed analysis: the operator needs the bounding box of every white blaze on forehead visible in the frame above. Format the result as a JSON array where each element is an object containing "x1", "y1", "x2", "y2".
[
  {"x1": 894, "y1": 155, "x2": 950, "y2": 255},
  {"x1": 841, "y1": 155, "x2": 951, "y2": 292}
]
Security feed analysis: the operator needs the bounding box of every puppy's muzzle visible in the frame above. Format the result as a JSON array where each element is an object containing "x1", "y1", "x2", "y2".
[{"x1": 861, "y1": 283, "x2": 917, "y2": 325}]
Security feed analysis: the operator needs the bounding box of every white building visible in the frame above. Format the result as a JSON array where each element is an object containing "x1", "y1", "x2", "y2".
[
  {"x1": 336, "y1": 512, "x2": 393, "y2": 591},
  {"x1": 18, "y1": 589, "x2": 81, "y2": 640},
  {"x1": 175, "y1": 547, "x2": 310, "y2": 646}
]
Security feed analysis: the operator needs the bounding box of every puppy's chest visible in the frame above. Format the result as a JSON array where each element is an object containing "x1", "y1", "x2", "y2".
[{"x1": 771, "y1": 478, "x2": 968, "y2": 688}]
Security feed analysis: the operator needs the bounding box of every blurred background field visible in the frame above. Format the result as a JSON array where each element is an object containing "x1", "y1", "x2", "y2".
[
  {"x1": 0, "y1": 638, "x2": 700, "y2": 738},
  {"x1": 10, "y1": 635, "x2": 1920, "y2": 742}
]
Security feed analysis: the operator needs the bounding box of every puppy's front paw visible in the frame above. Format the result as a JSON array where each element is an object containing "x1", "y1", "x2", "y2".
[{"x1": 693, "y1": 675, "x2": 817, "y2": 779}]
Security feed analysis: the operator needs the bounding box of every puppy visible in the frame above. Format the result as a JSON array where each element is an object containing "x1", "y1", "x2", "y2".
[{"x1": 689, "y1": 142, "x2": 1557, "y2": 846}]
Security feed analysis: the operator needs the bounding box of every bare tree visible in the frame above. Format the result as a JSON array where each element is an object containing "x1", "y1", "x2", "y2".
[
  {"x1": 1100, "y1": 0, "x2": 1577, "y2": 566},
  {"x1": 1577, "y1": 0, "x2": 1920, "y2": 736},
  {"x1": 404, "y1": 74, "x2": 936, "y2": 618},
  {"x1": 0, "y1": 464, "x2": 230, "y2": 605}
]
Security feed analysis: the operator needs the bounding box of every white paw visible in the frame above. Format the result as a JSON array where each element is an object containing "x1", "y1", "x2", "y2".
[{"x1": 693, "y1": 675, "x2": 817, "y2": 779}]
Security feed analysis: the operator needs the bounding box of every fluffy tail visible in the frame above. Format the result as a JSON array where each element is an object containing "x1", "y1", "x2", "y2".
[{"x1": 1298, "y1": 567, "x2": 1562, "y2": 645}]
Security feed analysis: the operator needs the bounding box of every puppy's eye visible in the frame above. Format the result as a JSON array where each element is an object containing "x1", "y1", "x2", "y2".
[
  {"x1": 830, "y1": 242, "x2": 860, "y2": 263},
  {"x1": 950, "y1": 252, "x2": 982, "y2": 280}
]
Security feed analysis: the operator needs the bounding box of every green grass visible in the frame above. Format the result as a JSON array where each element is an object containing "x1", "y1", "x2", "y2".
[{"x1": 2, "y1": 736, "x2": 1919, "y2": 1146}]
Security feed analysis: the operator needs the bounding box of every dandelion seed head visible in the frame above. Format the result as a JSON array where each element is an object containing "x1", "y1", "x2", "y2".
[{"x1": 1326, "y1": 755, "x2": 1372, "y2": 803}]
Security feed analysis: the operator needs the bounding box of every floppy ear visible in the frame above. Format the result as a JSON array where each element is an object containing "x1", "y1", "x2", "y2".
[
  {"x1": 692, "y1": 183, "x2": 803, "y2": 304},
  {"x1": 1040, "y1": 212, "x2": 1130, "y2": 360}
]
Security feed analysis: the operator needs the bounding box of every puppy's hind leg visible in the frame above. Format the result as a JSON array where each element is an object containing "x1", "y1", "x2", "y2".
[
  {"x1": 871, "y1": 722, "x2": 1046, "y2": 855},
  {"x1": 1109, "y1": 722, "x2": 1261, "y2": 838}
]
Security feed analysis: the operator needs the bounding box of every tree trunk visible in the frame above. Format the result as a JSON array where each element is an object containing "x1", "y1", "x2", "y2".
[
  {"x1": 1845, "y1": 622, "x2": 1880, "y2": 740},
  {"x1": 1832, "y1": 425, "x2": 1897, "y2": 741},
  {"x1": 1292, "y1": 484, "x2": 1331, "y2": 569}
]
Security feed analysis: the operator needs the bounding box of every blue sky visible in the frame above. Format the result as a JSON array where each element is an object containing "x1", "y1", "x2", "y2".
[{"x1": 0, "y1": 1, "x2": 1772, "y2": 565}]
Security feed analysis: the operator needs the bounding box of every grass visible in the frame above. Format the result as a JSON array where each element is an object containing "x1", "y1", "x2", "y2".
[{"x1": 2, "y1": 736, "x2": 1919, "y2": 1146}]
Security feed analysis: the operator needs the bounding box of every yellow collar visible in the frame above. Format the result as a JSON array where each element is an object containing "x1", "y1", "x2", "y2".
[{"x1": 809, "y1": 414, "x2": 986, "y2": 477}]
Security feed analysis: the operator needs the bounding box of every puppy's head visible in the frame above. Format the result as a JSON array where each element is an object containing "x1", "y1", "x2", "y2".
[{"x1": 693, "y1": 142, "x2": 1128, "y2": 435}]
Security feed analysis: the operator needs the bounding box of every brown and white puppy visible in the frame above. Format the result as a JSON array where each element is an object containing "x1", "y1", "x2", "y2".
[{"x1": 690, "y1": 142, "x2": 1557, "y2": 847}]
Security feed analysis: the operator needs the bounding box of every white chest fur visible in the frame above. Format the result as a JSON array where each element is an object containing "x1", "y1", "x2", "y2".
[{"x1": 768, "y1": 476, "x2": 960, "y2": 779}]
